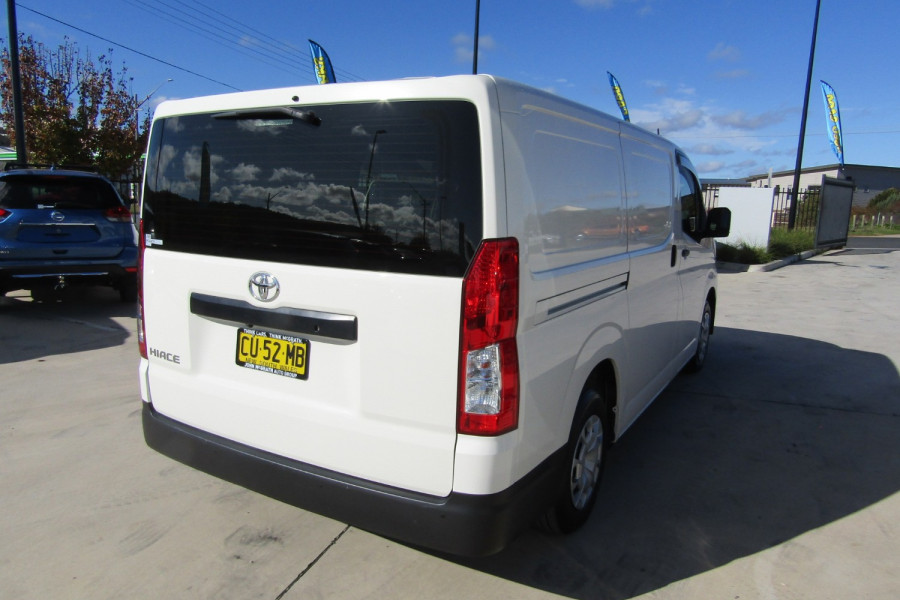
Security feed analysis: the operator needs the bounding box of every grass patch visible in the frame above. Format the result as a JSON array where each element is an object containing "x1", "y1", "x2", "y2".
[
  {"x1": 717, "y1": 229, "x2": 815, "y2": 265},
  {"x1": 850, "y1": 224, "x2": 900, "y2": 236},
  {"x1": 715, "y1": 241, "x2": 771, "y2": 264},
  {"x1": 768, "y1": 229, "x2": 814, "y2": 259}
]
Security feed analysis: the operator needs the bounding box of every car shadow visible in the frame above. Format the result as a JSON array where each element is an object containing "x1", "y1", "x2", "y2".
[
  {"x1": 0, "y1": 287, "x2": 135, "y2": 364},
  {"x1": 453, "y1": 326, "x2": 900, "y2": 599}
]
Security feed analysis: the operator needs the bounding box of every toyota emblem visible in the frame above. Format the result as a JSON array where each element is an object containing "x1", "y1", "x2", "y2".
[{"x1": 248, "y1": 272, "x2": 280, "y2": 302}]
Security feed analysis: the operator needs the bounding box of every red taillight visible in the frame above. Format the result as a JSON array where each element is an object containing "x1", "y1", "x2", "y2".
[
  {"x1": 137, "y1": 219, "x2": 147, "y2": 359},
  {"x1": 458, "y1": 238, "x2": 519, "y2": 436},
  {"x1": 105, "y1": 205, "x2": 132, "y2": 223},
  {"x1": 0, "y1": 207, "x2": 10, "y2": 220}
]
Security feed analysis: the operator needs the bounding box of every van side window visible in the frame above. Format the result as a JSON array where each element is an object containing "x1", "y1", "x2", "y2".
[
  {"x1": 531, "y1": 131, "x2": 624, "y2": 264},
  {"x1": 678, "y1": 167, "x2": 705, "y2": 241},
  {"x1": 621, "y1": 138, "x2": 673, "y2": 251}
]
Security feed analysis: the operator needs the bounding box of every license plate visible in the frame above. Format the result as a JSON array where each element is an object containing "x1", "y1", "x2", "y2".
[{"x1": 235, "y1": 328, "x2": 309, "y2": 380}]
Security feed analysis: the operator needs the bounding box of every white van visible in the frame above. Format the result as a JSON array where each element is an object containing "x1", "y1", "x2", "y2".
[{"x1": 138, "y1": 75, "x2": 730, "y2": 556}]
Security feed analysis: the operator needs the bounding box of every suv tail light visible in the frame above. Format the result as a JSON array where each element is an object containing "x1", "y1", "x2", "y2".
[
  {"x1": 104, "y1": 205, "x2": 133, "y2": 223},
  {"x1": 458, "y1": 238, "x2": 519, "y2": 436},
  {"x1": 137, "y1": 219, "x2": 147, "y2": 359},
  {"x1": 0, "y1": 207, "x2": 10, "y2": 221}
]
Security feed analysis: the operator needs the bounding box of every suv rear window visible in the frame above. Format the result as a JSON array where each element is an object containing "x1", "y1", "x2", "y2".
[
  {"x1": 142, "y1": 100, "x2": 483, "y2": 277},
  {"x1": 0, "y1": 175, "x2": 122, "y2": 210}
]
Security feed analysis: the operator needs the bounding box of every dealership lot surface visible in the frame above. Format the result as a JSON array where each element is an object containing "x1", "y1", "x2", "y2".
[{"x1": 2, "y1": 244, "x2": 898, "y2": 600}]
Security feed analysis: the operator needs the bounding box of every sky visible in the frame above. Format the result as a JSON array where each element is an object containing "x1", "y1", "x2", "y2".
[{"x1": 5, "y1": 0, "x2": 900, "y2": 180}]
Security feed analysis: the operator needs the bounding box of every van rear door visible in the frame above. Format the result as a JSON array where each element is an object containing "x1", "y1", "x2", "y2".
[{"x1": 140, "y1": 99, "x2": 484, "y2": 497}]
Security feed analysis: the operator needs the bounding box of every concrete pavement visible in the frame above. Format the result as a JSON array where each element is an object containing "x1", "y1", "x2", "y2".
[{"x1": 1, "y1": 244, "x2": 898, "y2": 599}]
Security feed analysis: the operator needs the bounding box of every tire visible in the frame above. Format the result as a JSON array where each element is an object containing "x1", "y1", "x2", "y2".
[
  {"x1": 537, "y1": 382, "x2": 611, "y2": 534},
  {"x1": 684, "y1": 299, "x2": 712, "y2": 373},
  {"x1": 119, "y1": 281, "x2": 138, "y2": 303}
]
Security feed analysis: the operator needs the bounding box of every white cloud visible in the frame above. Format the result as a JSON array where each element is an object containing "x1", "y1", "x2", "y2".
[
  {"x1": 712, "y1": 109, "x2": 791, "y2": 131},
  {"x1": 714, "y1": 69, "x2": 751, "y2": 80},
  {"x1": 574, "y1": 0, "x2": 616, "y2": 7},
  {"x1": 708, "y1": 42, "x2": 741, "y2": 62},
  {"x1": 687, "y1": 143, "x2": 734, "y2": 156},
  {"x1": 452, "y1": 33, "x2": 497, "y2": 63},
  {"x1": 231, "y1": 162, "x2": 260, "y2": 183}
]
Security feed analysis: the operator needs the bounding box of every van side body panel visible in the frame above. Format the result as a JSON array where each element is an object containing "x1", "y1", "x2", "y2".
[{"x1": 492, "y1": 82, "x2": 631, "y2": 486}]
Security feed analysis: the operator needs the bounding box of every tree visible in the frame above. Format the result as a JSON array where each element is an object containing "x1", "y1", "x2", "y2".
[{"x1": 0, "y1": 35, "x2": 148, "y2": 180}]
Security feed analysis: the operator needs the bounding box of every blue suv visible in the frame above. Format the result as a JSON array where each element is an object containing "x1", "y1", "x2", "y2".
[{"x1": 0, "y1": 165, "x2": 139, "y2": 302}]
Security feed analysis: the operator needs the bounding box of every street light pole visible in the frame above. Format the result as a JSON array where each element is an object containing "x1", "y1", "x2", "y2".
[
  {"x1": 6, "y1": 0, "x2": 27, "y2": 163},
  {"x1": 788, "y1": 0, "x2": 822, "y2": 230}
]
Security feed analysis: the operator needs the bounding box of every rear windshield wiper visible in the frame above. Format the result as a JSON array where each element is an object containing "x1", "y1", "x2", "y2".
[{"x1": 212, "y1": 107, "x2": 321, "y2": 126}]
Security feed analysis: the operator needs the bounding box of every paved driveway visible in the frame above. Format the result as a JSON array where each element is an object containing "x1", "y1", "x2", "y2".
[{"x1": 2, "y1": 245, "x2": 898, "y2": 600}]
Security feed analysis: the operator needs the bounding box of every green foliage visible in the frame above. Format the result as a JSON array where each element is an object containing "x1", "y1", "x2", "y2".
[
  {"x1": 768, "y1": 228, "x2": 814, "y2": 259},
  {"x1": 0, "y1": 35, "x2": 148, "y2": 179},
  {"x1": 867, "y1": 187, "x2": 900, "y2": 212},
  {"x1": 717, "y1": 229, "x2": 816, "y2": 265},
  {"x1": 715, "y1": 242, "x2": 771, "y2": 265}
]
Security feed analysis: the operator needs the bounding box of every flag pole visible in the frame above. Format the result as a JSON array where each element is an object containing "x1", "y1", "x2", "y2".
[
  {"x1": 788, "y1": 0, "x2": 822, "y2": 230},
  {"x1": 472, "y1": 0, "x2": 480, "y2": 74}
]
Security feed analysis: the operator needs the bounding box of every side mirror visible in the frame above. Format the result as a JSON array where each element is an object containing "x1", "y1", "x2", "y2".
[{"x1": 704, "y1": 207, "x2": 731, "y2": 238}]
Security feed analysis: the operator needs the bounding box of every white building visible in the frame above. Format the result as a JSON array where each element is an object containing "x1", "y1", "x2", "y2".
[{"x1": 745, "y1": 164, "x2": 900, "y2": 207}]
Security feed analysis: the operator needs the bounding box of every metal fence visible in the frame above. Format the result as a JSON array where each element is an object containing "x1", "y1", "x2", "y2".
[
  {"x1": 703, "y1": 184, "x2": 822, "y2": 233},
  {"x1": 771, "y1": 185, "x2": 821, "y2": 232}
]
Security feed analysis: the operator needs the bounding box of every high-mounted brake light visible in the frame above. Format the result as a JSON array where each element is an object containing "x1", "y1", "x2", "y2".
[
  {"x1": 458, "y1": 238, "x2": 519, "y2": 436},
  {"x1": 137, "y1": 219, "x2": 147, "y2": 359}
]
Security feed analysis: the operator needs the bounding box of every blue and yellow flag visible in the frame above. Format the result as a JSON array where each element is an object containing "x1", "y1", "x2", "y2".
[
  {"x1": 820, "y1": 80, "x2": 844, "y2": 166},
  {"x1": 309, "y1": 40, "x2": 336, "y2": 84},
  {"x1": 607, "y1": 72, "x2": 630, "y2": 122}
]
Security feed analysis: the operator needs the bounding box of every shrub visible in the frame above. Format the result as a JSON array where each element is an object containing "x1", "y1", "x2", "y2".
[
  {"x1": 867, "y1": 188, "x2": 900, "y2": 212},
  {"x1": 768, "y1": 229, "x2": 814, "y2": 259},
  {"x1": 716, "y1": 242, "x2": 770, "y2": 264},
  {"x1": 717, "y1": 229, "x2": 815, "y2": 265}
]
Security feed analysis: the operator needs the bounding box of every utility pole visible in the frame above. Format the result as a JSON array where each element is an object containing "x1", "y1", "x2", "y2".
[
  {"x1": 6, "y1": 0, "x2": 28, "y2": 163},
  {"x1": 788, "y1": 0, "x2": 822, "y2": 230}
]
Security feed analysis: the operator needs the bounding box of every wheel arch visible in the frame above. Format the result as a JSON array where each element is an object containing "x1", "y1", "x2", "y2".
[{"x1": 580, "y1": 358, "x2": 619, "y2": 442}]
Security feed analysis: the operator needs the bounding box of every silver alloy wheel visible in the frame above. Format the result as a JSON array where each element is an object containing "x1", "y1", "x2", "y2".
[{"x1": 570, "y1": 414, "x2": 603, "y2": 510}]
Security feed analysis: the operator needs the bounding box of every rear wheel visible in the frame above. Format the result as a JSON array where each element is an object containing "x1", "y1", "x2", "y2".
[{"x1": 537, "y1": 382, "x2": 611, "y2": 533}]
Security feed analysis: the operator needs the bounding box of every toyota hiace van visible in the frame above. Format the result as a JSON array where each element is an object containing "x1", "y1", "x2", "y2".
[{"x1": 139, "y1": 75, "x2": 730, "y2": 556}]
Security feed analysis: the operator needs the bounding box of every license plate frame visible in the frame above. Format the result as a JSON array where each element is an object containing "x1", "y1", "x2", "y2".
[{"x1": 235, "y1": 327, "x2": 310, "y2": 380}]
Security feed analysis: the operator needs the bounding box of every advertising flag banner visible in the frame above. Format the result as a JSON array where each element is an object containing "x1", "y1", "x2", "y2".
[
  {"x1": 820, "y1": 80, "x2": 844, "y2": 166},
  {"x1": 309, "y1": 40, "x2": 336, "y2": 84},
  {"x1": 607, "y1": 72, "x2": 630, "y2": 122}
]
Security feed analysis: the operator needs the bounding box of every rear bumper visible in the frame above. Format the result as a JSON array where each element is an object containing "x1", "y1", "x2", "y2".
[
  {"x1": 0, "y1": 260, "x2": 136, "y2": 292},
  {"x1": 142, "y1": 402, "x2": 564, "y2": 556}
]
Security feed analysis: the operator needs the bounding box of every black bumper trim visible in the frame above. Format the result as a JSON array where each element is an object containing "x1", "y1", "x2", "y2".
[{"x1": 142, "y1": 403, "x2": 564, "y2": 556}]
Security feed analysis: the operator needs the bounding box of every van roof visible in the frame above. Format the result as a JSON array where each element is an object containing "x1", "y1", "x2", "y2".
[{"x1": 152, "y1": 74, "x2": 677, "y2": 152}]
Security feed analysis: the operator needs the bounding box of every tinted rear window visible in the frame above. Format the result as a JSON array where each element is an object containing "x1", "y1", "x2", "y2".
[
  {"x1": 142, "y1": 100, "x2": 483, "y2": 277},
  {"x1": 0, "y1": 175, "x2": 122, "y2": 210}
]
